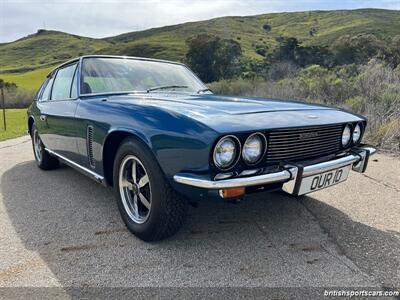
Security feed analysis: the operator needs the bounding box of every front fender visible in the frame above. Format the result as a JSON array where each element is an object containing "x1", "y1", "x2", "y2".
[{"x1": 85, "y1": 98, "x2": 219, "y2": 179}]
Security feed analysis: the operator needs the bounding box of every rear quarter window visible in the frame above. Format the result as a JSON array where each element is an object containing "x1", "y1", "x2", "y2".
[
  {"x1": 51, "y1": 63, "x2": 78, "y2": 100},
  {"x1": 39, "y1": 77, "x2": 54, "y2": 101}
]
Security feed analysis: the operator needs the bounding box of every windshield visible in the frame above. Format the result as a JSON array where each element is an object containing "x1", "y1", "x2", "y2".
[{"x1": 80, "y1": 57, "x2": 207, "y2": 95}]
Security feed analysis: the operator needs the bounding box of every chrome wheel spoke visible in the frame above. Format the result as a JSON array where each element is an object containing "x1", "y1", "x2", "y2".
[
  {"x1": 138, "y1": 174, "x2": 149, "y2": 188},
  {"x1": 139, "y1": 192, "x2": 151, "y2": 210},
  {"x1": 132, "y1": 195, "x2": 139, "y2": 217},
  {"x1": 120, "y1": 178, "x2": 133, "y2": 190},
  {"x1": 131, "y1": 161, "x2": 137, "y2": 183}
]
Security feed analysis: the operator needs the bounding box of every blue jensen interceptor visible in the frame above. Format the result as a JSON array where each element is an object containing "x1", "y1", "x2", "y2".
[{"x1": 28, "y1": 55, "x2": 376, "y2": 241}]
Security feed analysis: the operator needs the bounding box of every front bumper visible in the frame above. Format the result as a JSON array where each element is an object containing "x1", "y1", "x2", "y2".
[{"x1": 173, "y1": 145, "x2": 376, "y2": 195}]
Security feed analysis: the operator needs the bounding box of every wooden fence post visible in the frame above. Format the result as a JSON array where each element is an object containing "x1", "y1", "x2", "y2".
[{"x1": 1, "y1": 88, "x2": 6, "y2": 131}]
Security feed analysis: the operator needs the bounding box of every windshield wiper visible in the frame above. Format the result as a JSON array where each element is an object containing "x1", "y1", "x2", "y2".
[
  {"x1": 197, "y1": 88, "x2": 212, "y2": 94},
  {"x1": 147, "y1": 85, "x2": 188, "y2": 93}
]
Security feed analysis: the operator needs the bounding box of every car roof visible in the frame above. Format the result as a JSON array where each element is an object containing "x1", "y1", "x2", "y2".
[{"x1": 47, "y1": 55, "x2": 185, "y2": 77}]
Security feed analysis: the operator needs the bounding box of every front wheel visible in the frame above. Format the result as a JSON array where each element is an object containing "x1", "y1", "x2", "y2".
[
  {"x1": 31, "y1": 124, "x2": 59, "y2": 170},
  {"x1": 113, "y1": 137, "x2": 187, "y2": 241}
]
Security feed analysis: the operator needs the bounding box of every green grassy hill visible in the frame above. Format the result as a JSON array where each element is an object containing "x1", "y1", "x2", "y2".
[
  {"x1": 0, "y1": 67, "x2": 53, "y2": 91},
  {"x1": 0, "y1": 30, "x2": 111, "y2": 73},
  {"x1": 1, "y1": 8, "x2": 399, "y2": 91}
]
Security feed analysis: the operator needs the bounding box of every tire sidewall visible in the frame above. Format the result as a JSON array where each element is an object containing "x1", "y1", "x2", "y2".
[{"x1": 31, "y1": 124, "x2": 43, "y2": 166}]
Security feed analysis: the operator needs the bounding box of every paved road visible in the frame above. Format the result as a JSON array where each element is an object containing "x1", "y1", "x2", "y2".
[{"x1": 0, "y1": 136, "x2": 399, "y2": 296}]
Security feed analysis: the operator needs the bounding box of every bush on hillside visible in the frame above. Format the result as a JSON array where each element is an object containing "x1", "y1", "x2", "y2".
[
  {"x1": 3, "y1": 89, "x2": 35, "y2": 108},
  {"x1": 262, "y1": 24, "x2": 271, "y2": 32}
]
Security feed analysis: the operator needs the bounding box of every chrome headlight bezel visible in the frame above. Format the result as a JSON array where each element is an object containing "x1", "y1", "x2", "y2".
[
  {"x1": 342, "y1": 124, "x2": 352, "y2": 147},
  {"x1": 242, "y1": 132, "x2": 267, "y2": 165},
  {"x1": 213, "y1": 135, "x2": 241, "y2": 170},
  {"x1": 352, "y1": 122, "x2": 363, "y2": 144}
]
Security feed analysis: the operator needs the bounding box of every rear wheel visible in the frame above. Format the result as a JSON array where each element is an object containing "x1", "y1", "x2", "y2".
[
  {"x1": 113, "y1": 137, "x2": 187, "y2": 241},
  {"x1": 31, "y1": 124, "x2": 59, "y2": 170}
]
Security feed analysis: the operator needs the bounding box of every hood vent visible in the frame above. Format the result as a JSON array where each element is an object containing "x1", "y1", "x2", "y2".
[{"x1": 86, "y1": 125, "x2": 95, "y2": 168}]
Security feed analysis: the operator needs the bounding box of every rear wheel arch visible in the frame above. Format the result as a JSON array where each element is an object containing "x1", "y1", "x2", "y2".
[
  {"x1": 102, "y1": 130, "x2": 155, "y2": 187},
  {"x1": 28, "y1": 116, "x2": 35, "y2": 137}
]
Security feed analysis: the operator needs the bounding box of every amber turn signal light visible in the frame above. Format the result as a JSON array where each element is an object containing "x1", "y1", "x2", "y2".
[{"x1": 218, "y1": 187, "x2": 245, "y2": 198}]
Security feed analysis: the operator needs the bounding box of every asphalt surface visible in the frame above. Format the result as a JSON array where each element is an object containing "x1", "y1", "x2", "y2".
[{"x1": 0, "y1": 136, "x2": 399, "y2": 297}]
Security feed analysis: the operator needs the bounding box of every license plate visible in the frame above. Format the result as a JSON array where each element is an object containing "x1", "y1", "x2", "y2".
[{"x1": 298, "y1": 165, "x2": 351, "y2": 195}]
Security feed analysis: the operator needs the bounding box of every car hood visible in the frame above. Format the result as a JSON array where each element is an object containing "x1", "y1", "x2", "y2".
[{"x1": 107, "y1": 93, "x2": 364, "y2": 133}]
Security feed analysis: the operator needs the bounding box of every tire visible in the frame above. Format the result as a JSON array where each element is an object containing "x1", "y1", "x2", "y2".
[
  {"x1": 31, "y1": 123, "x2": 59, "y2": 170},
  {"x1": 113, "y1": 137, "x2": 187, "y2": 241}
]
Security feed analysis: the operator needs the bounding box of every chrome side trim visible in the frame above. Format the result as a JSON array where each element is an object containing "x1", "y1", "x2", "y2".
[
  {"x1": 173, "y1": 145, "x2": 376, "y2": 190},
  {"x1": 45, "y1": 148, "x2": 105, "y2": 184}
]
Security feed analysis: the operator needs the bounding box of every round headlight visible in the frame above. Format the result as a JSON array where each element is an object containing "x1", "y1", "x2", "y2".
[
  {"x1": 342, "y1": 124, "x2": 352, "y2": 147},
  {"x1": 352, "y1": 123, "x2": 362, "y2": 144},
  {"x1": 213, "y1": 136, "x2": 239, "y2": 169},
  {"x1": 242, "y1": 133, "x2": 266, "y2": 164}
]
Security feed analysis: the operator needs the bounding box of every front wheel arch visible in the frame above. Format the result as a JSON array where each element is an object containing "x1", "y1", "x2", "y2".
[{"x1": 102, "y1": 130, "x2": 156, "y2": 187}]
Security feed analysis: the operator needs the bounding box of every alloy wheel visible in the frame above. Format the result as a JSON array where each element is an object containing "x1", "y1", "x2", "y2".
[{"x1": 119, "y1": 155, "x2": 152, "y2": 224}]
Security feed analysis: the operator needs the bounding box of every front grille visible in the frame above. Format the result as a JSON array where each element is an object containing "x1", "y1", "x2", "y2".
[{"x1": 266, "y1": 124, "x2": 343, "y2": 163}]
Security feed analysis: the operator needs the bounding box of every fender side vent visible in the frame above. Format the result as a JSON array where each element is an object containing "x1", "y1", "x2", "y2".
[{"x1": 86, "y1": 125, "x2": 95, "y2": 168}]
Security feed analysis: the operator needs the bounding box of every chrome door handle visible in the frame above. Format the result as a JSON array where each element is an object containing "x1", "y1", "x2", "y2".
[{"x1": 40, "y1": 115, "x2": 47, "y2": 121}]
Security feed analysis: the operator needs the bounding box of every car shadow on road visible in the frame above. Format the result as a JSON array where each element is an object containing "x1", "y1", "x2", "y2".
[{"x1": 1, "y1": 161, "x2": 399, "y2": 290}]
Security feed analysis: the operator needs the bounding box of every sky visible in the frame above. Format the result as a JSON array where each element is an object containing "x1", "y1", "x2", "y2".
[{"x1": 1, "y1": 0, "x2": 399, "y2": 43}]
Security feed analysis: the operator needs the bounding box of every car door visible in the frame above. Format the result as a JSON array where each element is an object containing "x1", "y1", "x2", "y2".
[{"x1": 36, "y1": 62, "x2": 80, "y2": 161}]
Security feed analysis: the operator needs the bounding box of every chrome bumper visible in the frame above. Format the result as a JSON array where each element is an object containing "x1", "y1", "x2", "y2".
[{"x1": 173, "y1": 146, "x2": 376, "y2": 193}]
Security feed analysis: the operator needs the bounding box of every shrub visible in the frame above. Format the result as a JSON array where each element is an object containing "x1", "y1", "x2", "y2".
[
  {"x1": 3, "y1": 89, "x2": 35, "y2": 108},
  {"x1": 265, "y1": 61, "x2": 300, "y2": 80},
  {"x1": 262, "y1": 24, "x2": 271, "y2": 32},
  {"x1": 254, "y1": 44, "x2": 268, "y2": 57}
]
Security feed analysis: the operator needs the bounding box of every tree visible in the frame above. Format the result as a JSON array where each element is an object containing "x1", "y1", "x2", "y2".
[
  {"x1": 185, "y1": 34, "x2": 242, "y2": 82},
  {"x1": 330, "y1": 34, "x2": 382, "y2": 65},
  {"x1": 295, "y1": 45, "x2": 336, "y2": 68},
  {"x1": 0, "y1": 79, "x2": 17, "y2": 131},
  {"x1": 271, "y1": 37, "x2": 300, "y2": 62},
  {"x1": 386, "y1": 35, "x2": 400, "y2": 67},
  {"x1": 268, "y1": 37, "x2": 335, "y2": 68}
]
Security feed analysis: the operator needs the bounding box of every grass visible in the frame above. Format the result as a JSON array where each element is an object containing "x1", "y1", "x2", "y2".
[
  {"x1": 0, "y1": 66, "x2": 53, "y2": 91},
  {"x1": 0, "y1": 109, "x2": 28, "y2": 141}
]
